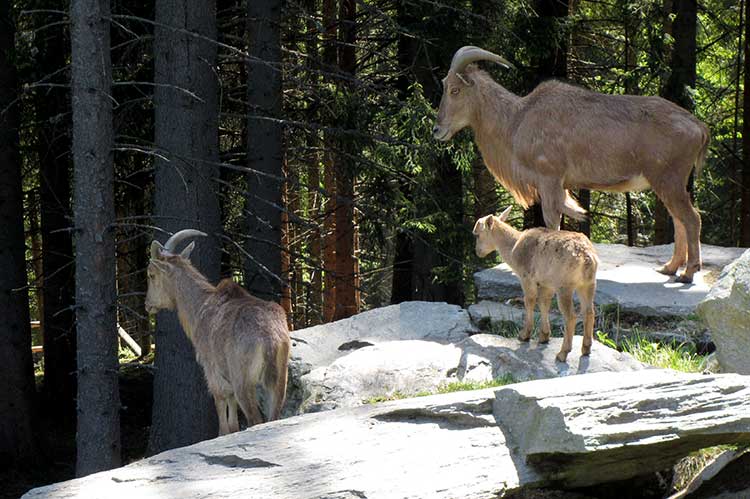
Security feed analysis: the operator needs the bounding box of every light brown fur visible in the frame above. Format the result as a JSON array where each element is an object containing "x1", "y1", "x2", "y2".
[
  {"x1": 435, "y1": 57, "x2": 709, "y2": 283},
  {"x1": 473, "y1": 208, "x2": 598, "y2": 362},
  {"x1": 146, "y1": 244, "x2": 290, "y2": 435}
]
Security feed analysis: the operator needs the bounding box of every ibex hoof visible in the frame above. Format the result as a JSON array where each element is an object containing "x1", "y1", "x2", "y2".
[
  {"x1": 538, "y1": 337, "x2": 550, "y2": 344},
  {"x1": 675, "y1": 273, "x2": 694, "y2": 284},
  {"x1": 555, "y1": 351, "x2": 569, "y2": 363},
  {"x1": 656, "y1": 265, "x2": 678, "y2": 276},
  {"x1": 518, "y1": 334, "x2": 531, "y2": 343},
  {"x1": 581, "y1": 346, "x2": 591, "y2": 356}
]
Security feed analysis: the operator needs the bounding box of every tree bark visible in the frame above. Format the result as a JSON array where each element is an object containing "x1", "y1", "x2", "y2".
[
  {"x1": 524, "y1": 0, "x2": 572, "y2": 230},
  {"x1": 332, "y1": 0, "x2": 359, "y2": 320},
  {"x1": 33, "y1": 1, "x2": 77, "y2": 419},
  {"x1": 741, "y1": 0, "x2": 750, "y2": 246},
  {"x1": 321, "y1": 0, "x2": 337, "y2": 322},
  {"x1": 246, "y1": 0, "x2": 285, "y2": 303},
  {"x1": 70, "y1": 0, "x2": 121, "y2": 475},
  {"x1": 0, "y1": 0, "x2": 37, "y2": 465},
  {"x1": 149, "y1": 0, "x2": 221, "y2": 454}
]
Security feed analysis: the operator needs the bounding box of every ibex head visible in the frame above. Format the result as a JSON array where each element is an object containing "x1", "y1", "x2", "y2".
[
  {"x1": 433, "y1": 46, "x2": 513, "y2": 142},
  {"x1": 145, "y1": 229, "x2": 206, "y2": 314},
  {"x1": 473, "y1": 206, "x2": 513, "y2": 258}
]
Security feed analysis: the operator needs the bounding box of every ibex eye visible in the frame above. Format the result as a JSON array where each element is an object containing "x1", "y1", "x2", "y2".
[{"x1": 450, "y1": 88, "x2": 460, "y2": 95}]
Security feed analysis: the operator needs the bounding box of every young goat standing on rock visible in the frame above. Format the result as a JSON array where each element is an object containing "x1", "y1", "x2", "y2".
[
  {"x1": 473, "y1": 207, "x2": 598, "y2": 362},
  {"x1": 145, "y1": 229, "x2": 290, "y2": 435}
]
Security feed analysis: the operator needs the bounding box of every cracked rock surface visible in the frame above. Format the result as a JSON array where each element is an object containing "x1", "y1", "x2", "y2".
[
  {"x1": 493, "y1": 370, "x2": 750, "y2": 488},
  {"x1": 23, "y1": 389, "x2": 540, "y2": 499}
]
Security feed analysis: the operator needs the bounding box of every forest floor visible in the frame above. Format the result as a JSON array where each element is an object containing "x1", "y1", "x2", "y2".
[{"x1": 4, "y1": 363, "x2": 153, "y2": 499}]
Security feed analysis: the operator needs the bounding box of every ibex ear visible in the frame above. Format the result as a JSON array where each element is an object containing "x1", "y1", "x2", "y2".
[
  {"x1": 498, "y1": 206, "x2": 512, "y2": 222},
  {"x1": 149, "y1": 258, "x2": 170, "y2": 274},
  {"x1": 151, "y1": 241, "x2": 166, "y2": 260},
  {"x1": 180, "y1": 241, "x2": 196, "y2": 260}
]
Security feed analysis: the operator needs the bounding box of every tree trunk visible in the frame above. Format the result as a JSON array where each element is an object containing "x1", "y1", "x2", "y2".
[
  {"x1": 0, "y1": 0, "x2": 37, "y2": 465},
  {"x1": 332, "y1": 0, "x2": 359, "y2": 321},
  {"x1": 741, "y1": 0, "x2": 750, "y2": 246},
  {"x1": 304, "y1": 0, "x2": 323, "y2": 324},
  {"x1": 390, "y1": 0, "x2": 418, "y2": 305},
  {"x1": 524, "y1": 0, "x2": 571, "y2": 230},
  {"x1": 33, "y1": 1, "x2": 77, "y2": 420},
  {"x1": 246, "y1": 0, "x2": 284, "y2": 303},
  {"x1": 149, "y1": 0, "x2": 221, "y2": 454},
  {"x1": 70, "y1": 0, "x2": 121, "y2": 475},
  {"x1": 321, "y1": 0, "x2": 337, "y2": 322}
]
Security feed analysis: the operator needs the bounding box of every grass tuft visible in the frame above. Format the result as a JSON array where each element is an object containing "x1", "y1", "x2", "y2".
[{"x1": 363, "y1": 373, "x2": 517, "y2": 404}]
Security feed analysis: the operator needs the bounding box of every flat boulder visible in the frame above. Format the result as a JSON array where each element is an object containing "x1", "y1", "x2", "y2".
[
  {"x1": 494, "y1": 369, "x2": 750, "y2": 488},
  {"x1": 23, "y1": 389, "x2": 543, "y2": 499},
  {"x1": 299, "y1": 334, "x2": 647, "y2": 412},
  {"x1": 475, "y1": 243, "x2": 746, "y2": 318},
  {"x1": 286, "y1": 301, "x2": 477, "y2": 414},
  {"x1": 696, "y1": 248, "x2": 750, "y2": 375}
]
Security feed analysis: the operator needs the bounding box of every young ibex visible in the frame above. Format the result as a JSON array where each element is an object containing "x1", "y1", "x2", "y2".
[
  {"x1": 436, "y1": 46, "x2": 709, "y2": 283},
  {"x1": 474, "y1": 207, "x2": 598, "y2": 362},
  {"x1": 145, "y1": 229, "x2": 290, "y2": 435}
]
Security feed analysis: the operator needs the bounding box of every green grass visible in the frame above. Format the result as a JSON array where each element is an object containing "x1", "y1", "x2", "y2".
[
  {"x1": 598, "y1": 330, "x2": 707, "y2": 373},
  {"x1": 363, "y1": 373, "x2": 517, "y2": 405}
]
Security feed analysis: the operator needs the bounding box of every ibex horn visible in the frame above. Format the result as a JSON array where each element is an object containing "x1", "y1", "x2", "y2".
[
  {"x1": 162, "y1": 229, "x2": 207, "y2": 254},
  {"x1": 449, "y1": 46, "x2": 514, "y2": 75}
]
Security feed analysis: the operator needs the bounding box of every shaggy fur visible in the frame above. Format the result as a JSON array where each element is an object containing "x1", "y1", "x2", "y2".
[
  {"x1": 474, "y1": 208, "x2": 598, "y2": 362},
  {"x1": 435, "y1": 50, "x2": 709, "y2": 283},
  {"x1": 146, "y1": 242, "x2": 290, "y2": 435}
]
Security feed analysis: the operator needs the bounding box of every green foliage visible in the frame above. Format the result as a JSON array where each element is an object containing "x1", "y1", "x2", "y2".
[{"x1": 597, "y1": 330, "x2": 707, "y2": 373}]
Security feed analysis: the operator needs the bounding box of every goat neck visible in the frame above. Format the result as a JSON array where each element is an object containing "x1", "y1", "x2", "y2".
[
  {"x1": 471, "y1": 75, "x2": 520, "y2": 159},
  {"x1": 169, "y1": 259, "x2": 216, "y2": 341},
  {"x1": 490, "y1": 219, "x2": 521, "y2": 267}
]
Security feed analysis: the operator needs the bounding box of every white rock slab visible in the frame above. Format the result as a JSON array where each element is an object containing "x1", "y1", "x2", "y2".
[
  {"x1": 299, "y1": 334, "x2": 647, "y2": 413},
  {"x1": 697, "y1": 248, "x2": 750, "y2": 375},
  {"x1": 475, "y1": 243, "x2": 747, "y2": 317},
  {"x1": 493, "y1": 370, "x2": 750, "y2": 488},
  {"x1": 23, "y1": 389, "x2": 542, "y2": 499},
  {"x1": 286, "y1": 301, "x2": 477, "y2": 414}
]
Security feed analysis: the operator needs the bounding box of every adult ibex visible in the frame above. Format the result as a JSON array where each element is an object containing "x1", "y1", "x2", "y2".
[
  {"x1": 434, "y1": 46, "x2": 709, "y2": 283},
  {"x1": 145, "y1": 229, "x2": 290, "y2": 435}
]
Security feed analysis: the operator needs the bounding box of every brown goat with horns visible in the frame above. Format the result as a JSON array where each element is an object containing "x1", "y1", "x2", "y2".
[
  {"x1": 434, "y1": 46, "x2": 709, "y2": 283},
  {"x1": 145, "y1": 229, "x2": 290, "y2": 435}
]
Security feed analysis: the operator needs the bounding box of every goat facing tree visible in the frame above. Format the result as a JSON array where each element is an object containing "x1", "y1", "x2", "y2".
[
  {"x1": 146, "y1": 230, "x2": 291, "y2": 435},
  {"x1": 434, "y1": 46, "x2": 710, "y2": 283}
]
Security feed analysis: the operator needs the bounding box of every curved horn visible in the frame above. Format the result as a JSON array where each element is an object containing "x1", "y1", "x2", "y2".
[
  {"x1": 163, "y1": 229, "x2": 207, "y2": 253},
  {"x1": 449, "y1": 46, "x2": 514, "y2": 74}
]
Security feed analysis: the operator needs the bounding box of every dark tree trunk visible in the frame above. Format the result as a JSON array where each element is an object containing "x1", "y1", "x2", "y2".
[
  {"x1": 332, "y1": 0, "x2": 359, "y2": 320},
  {"x1": 70, "y1": 0, "x2": 121, "y2": 476},
  {"x1": 741, "y1": 0, "x2": 750, "y2": 246},
  {"x1": 0, "y1": 0, "x2": 37, "y2": 465},
  {"x1": 390, "y1": 0, "x2": 417, "y2": 305},
  {"x1": 245, "y1": 0, "x2": 284, "y2": 303},
  {"x1": 149, "y1": 0, "x2": 221, "y2": 454},
  {"x1": 321, "y1": 0, "x2": 337, "y2": 322},
  {"x1": 523, "y1": 0, "x2": 572, "y2": 230},
  {"x1": 33, "y1": 1, "x2": 77, "y2": 420}
]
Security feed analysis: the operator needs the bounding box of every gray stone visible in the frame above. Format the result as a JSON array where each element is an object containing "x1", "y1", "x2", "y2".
[
  {"x1": 22, "y1": 389, "x2": 544, "y2": 499},
  {"x1": 673, "y1": 450, "x2": 750, "y2": 499},
  {"x1": 696, "y1": 249, "x2": 750, "y2": 375},
  {"x1": 298, "y1": 334, "x2": 647, "y2": 413},
  {"x1": 286, "y1": 301, "x2": 477, "y2": 414},
  {"x1": 493, "y1": 370, "x2": 750, "y2": 488},
  {"x1": 475, "y1": 243, "x2": 746, "y2": 317}
]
